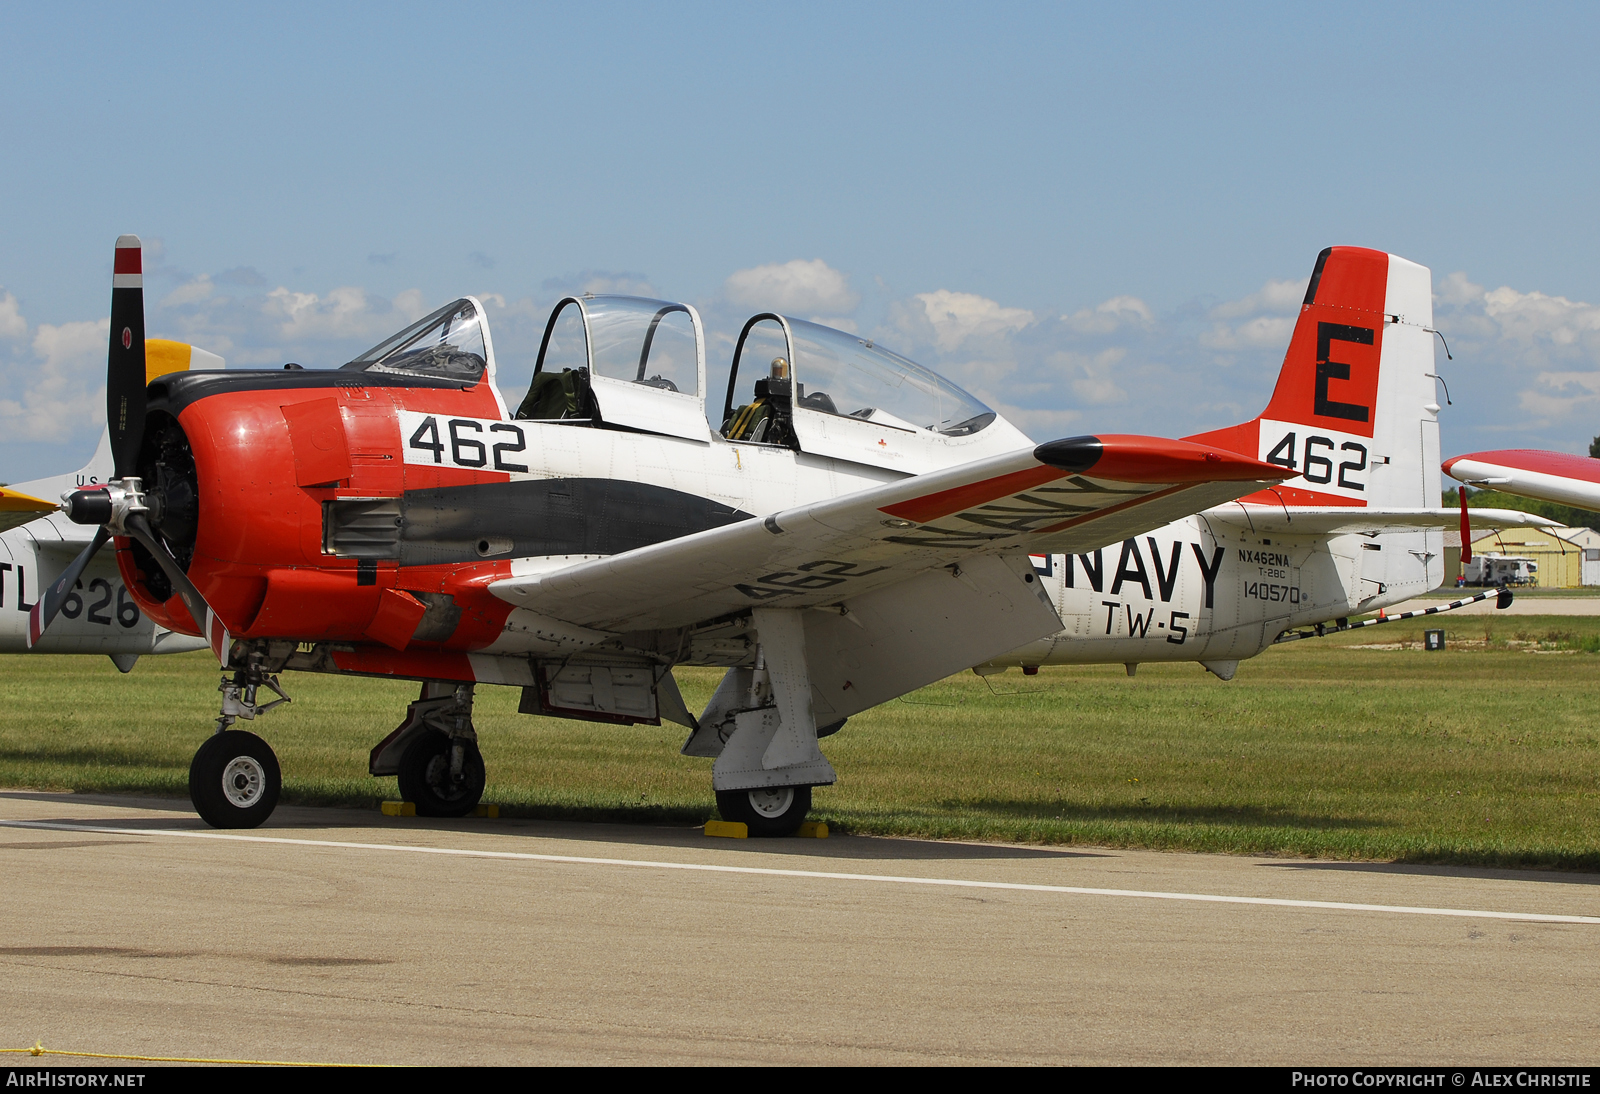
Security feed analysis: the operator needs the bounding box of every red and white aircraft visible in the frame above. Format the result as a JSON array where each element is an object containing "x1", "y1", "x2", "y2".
[
  {"x1": 1444, "y1": 449, "x2": 1600, "y2": 511},
  {"x1": 17, "y1": 239, "x2": 1549, "y2": 835}
]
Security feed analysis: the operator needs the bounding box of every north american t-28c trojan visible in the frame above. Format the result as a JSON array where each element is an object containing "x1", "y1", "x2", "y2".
[{"x1": 21, "y1": 238, "x2": 1548, "y2": 833}]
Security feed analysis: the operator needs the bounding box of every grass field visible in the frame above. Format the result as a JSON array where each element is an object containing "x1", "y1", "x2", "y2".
[{"x1": 3, "y1": 611, "x2": 1598, "y2": 868}]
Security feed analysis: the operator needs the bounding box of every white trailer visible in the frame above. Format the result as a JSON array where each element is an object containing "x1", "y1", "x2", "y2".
[{"x1": 1463, "y1": 553, "x2": 1539, "y2": 587}]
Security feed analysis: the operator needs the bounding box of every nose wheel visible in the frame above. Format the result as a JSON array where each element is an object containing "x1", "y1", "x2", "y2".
[
  {"x1": 715, "y1": 785, "x2": 813, "y2": 837},
  {"x1": 190, "y1": 730, "x2": 282, "y2": 829}
]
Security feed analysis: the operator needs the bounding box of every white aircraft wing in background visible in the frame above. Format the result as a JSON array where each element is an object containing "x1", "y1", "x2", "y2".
[{"x1": 1444, "y1": 450, "x2": 1600, "y2": 512}]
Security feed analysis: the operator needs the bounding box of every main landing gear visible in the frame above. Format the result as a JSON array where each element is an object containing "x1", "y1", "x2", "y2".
[
  {"x1": 369, "y1": 682, "x2": 486, "y2": 817},
  {"x1": 715, "y1": 785, "x2": 813, "y2": 838},
  {"x1": 684, "y1": 608, "x2": 838, "y2": 838},
  {"x1": 397, "y1": 730, "x2": 486, "y2": 818}
]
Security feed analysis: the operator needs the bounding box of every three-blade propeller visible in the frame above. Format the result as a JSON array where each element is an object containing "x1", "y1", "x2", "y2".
[{"x1": 27, "y1": 236, "x2": 232, "y2": 663}]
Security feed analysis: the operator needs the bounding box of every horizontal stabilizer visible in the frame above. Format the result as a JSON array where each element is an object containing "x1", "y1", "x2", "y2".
[{"x1": 1202, "y1": 504, "x2": 1559, "y2": 535}]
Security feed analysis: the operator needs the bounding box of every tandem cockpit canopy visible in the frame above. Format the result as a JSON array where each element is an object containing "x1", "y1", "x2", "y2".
[
  {"x1": 516, "y1": 294, "x2": 711, "y2": 442},
  {"x1": 721, "y1": 315, "x2": 1027, "y2": 472}
]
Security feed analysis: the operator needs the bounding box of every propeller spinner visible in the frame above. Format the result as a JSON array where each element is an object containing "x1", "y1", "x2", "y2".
[{"x1": 29, "y1": 236, "x2": 232, "y2": 663}]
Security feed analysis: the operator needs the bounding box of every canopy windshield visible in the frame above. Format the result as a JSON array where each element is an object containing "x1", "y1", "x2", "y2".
[
  {"x1": 343, "y1": 298, "x2": 487, "y2": 382},
  {"x1": 787, "y1": 319, "x2": 995, "y2": 436},
  {"x1": 580, "y1": 296, "x2": 699, "y2": 395}
]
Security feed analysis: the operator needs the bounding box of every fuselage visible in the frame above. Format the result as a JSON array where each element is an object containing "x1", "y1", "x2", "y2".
[
  {"x1": 991, "y1": 521, "x2": 1439, "y2": 671},
  {"x1": 4, "y1": 365, "x2": 1437, "y2": 676}
]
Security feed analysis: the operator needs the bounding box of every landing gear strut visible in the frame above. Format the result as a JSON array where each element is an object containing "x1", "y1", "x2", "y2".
[
  {"x1": 370, "y1": 683, "x2": 486, "y2": 817},
  {"x1": 190, "y1": 658, "x2": 292, "y2": 829}
]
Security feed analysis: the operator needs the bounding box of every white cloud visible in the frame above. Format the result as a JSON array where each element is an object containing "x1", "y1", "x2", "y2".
[
  {"x1": 0, "y1": 319, "x2": 108, "y2": 442},
  {"x1": 1481, "y1": 286, "x2": 1600, "y2": 347},
  {"x1": 1062, "y1": 348, "x2": 1130, "y2": 405},
  {"x1": 266, "y1": 285, "x2": 385, "y2": 341},
  {"x1": 723, "y1": 259, "x2": 859, "y2": 315},
  {"x1": 1197, "y1": 278, "x2": 1304, "y2": 351},
  {"x1": 1199, "y1": 314, "x2": 1296, "y2": 351},
  {"x1": 987, "y1": 401, "x2": 1083, "y2": 441},
  {"x1": 1210, "y1": 278, "x2": 1306, "y2": 319},
  {"x1": 1436, "y1": 271, "x2": 1485, "y2": 308},
  {"x1": 161, "y1": 274, "x2": 214, "y2": 308},
  {"x1": 1062, "y1": 295, "x2": 1153, "y2": 334},
  {"x1": 0, "y1": 291, "x2": 26, "y2": 340},
  {"x1": 899, "y1": 289, "x2": 1034, "y2": 352}
]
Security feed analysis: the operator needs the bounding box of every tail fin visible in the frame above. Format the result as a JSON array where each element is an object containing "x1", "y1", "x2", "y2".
[
  {"x1": 5, "y1": 339, "x2": 224, "y2": 505},
  {"x1": 1185, "y1": 246, "x2": 1438, "y2": 509}
]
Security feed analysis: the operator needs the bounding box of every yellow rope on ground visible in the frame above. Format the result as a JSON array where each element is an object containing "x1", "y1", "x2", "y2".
[{"x1": 1, "y1": 1039, "x2": 368, "y2": 1066}]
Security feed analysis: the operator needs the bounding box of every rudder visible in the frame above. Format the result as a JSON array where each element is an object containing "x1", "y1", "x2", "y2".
[{"x1": 1186, "y1": 246, "x2": 1438, "y2": 509}]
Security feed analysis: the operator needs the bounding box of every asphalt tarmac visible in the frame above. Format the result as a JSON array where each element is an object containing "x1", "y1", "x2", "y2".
[{"x1": 1, "y1": 791, "x2": 1597, "y2": 1066}]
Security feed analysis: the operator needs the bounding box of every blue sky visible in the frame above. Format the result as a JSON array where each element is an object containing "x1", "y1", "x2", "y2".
[{"x1": 4, "y1": 1, "x2": 1599, "y2": 479}]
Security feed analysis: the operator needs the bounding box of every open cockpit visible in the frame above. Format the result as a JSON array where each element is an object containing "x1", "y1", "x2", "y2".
[{"x1": 515, "y1": 294, "x2": 710, "y2": 442}]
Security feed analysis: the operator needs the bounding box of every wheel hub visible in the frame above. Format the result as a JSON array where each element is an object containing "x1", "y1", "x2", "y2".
[
  {"x1": 747, "y1": 786, "x2": 795, "y2": 819},
  {"x1": 423, "y1": 753, "x2": 468, "y2": 800},
  {"x1": 220, "y1": 756, "x2": 265, "y2": 808}
]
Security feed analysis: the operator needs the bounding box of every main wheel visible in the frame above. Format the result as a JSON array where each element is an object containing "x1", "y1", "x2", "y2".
[
  {"x1": 190, "y1": 730, "x2": 282, "y2": 829},
  {"x1": 397, "y1": 730, "x2": 485, "y2": 817},
  {"x1": 715, "y1": 785, "x2": 812, "y2": 837}
]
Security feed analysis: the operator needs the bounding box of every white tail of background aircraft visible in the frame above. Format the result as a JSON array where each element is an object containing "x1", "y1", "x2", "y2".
[
  {"x1": 0, "y1": 340, "x2": 222, "y2": 662},
  {"x1": 985, "y1": 246, "x2": 1549, "y2": 678}
]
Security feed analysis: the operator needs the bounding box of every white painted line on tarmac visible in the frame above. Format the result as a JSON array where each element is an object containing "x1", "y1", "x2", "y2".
[{"x1": 3, "y1": 817, "x2": 1596, "y2": 925}]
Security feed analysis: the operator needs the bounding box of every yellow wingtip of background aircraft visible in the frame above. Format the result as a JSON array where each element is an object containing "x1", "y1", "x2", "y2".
[
  {"x1": 146, "y1": 338, "x2": 224, "y2": 384},
  {"x1": 0, "y1": 486, "x2": 55, "y2": 514}
]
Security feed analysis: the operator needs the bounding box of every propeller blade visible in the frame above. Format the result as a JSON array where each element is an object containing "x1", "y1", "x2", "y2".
[
  {"x1": 1458, "y1": 486, "x2": 1473, "y2": 565},
  {"x1": 123, "y1": 513, "x2": 232, "y2": 664},
  {"x1": 108, "y1": 235, "x2": 147, "y2": 480},
  {"x1": 25, "y1": 527, "x2": 110, "y2": 648}
]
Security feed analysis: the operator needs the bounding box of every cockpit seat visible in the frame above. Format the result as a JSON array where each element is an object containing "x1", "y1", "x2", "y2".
[
  {"x1": 723, "y1": 398, "x2": 773, "y2": 441},
  {"x1": 516, "y1": 368, "x2": 595, "y2": 421}
]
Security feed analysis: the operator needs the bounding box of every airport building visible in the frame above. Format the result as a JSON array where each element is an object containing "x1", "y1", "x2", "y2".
[{"x1": 1444, "y1": 526, "x2": 1600, "y2": 587}]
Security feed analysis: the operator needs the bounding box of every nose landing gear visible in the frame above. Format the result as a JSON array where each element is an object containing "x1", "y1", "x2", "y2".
[{"x1": 190, "y1": 730, "x2": 281, "y2": 829}]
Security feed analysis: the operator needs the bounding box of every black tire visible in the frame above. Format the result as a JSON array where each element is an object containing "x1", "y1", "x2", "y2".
[
  {"x1": 397, "y1": 730, "x2": 485, "y2": 817},
  {"x1": 190, "y1": 730, "x2": 282, "y2": 829},
  {"x1": 715, "y1": 785, "x2": 812, "y2": 837}
]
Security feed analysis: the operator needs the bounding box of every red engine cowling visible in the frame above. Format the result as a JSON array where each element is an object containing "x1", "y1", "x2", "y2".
[{"x1": 116, "y1": 371, "x2": 516, "y2": 655}]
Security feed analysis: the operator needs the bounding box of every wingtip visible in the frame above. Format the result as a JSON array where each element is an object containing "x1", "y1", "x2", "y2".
[
  {"x1": 1032, "y1": 436, "x2": 1102, "y2": 473},
  {"x1": 1037, "y1": 434, "x2": 1292, "y2": 485}
]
